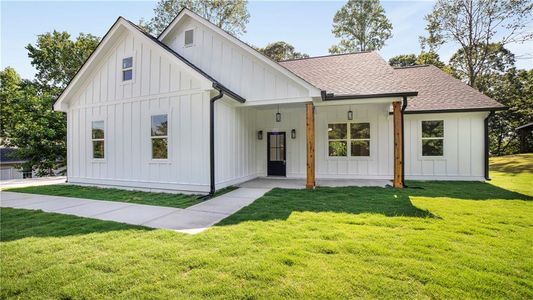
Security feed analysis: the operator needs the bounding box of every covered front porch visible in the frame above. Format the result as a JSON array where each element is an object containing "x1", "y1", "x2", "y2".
[{"x1": 235, "y1": 96, "x2": 407, "y2": 189}]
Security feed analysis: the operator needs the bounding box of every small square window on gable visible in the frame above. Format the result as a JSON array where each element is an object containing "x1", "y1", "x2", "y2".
[
  {"x1": 122, "y1": 57, "x2": 133, "y2": 82},
  {"x1": 184, "y1": 29, "x2": 194, "y2": 47}
]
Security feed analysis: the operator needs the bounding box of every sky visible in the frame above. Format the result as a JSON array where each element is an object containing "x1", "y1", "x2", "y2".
[{"x1": 1, "y1": 0, "x2": 532, "y2": 80}]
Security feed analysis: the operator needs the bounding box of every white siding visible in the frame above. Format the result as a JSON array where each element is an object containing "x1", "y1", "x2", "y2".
[
  {"x1": 214, "y1": 100, "x2": 257, "y2": 188},
  {"x1": 67, "y1": 29, "x2": 211, "y2": 193},
  {"x1": 404, "y1": 112, "x2": 487, "y2": 180},
  {"x1": 163, "y1": 17, "x2": 310, "y2": 102}
]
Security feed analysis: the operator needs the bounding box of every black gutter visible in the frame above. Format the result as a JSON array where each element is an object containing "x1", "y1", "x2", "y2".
[
  {"x1": 401, "y1": 96, "x2": 407, "y2": 188},
  {"x1": 484, "y1": 111, "x2": 495, "y2": 181},
  {"x1": 323, "y1": 91, "x2": 418, "y2": 101},
  {"x1": 403, "y1": 107, "x2": 507, "y2": 114}
]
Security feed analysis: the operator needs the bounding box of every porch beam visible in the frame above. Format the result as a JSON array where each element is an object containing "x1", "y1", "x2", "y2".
[
  {"x1": 392, "y1": 101, "x2": 404, "y2": 188},
  {"x1": 306, "y1": 102, "x2": 315, "y2": 189}
]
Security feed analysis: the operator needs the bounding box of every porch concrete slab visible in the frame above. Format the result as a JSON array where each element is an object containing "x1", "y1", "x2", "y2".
[
  {"x1": 237, "y1": 178, "x2": 306, "y2": 189},
  {"x1": 316, "y1": 179, "x2": 390, "y2": 188},
  {"x1": 94, "y1": 204, "x2": 180, "y2": 225},
  {"x1": 56, "y1": 201, "x2": 133, "y2": 218}
]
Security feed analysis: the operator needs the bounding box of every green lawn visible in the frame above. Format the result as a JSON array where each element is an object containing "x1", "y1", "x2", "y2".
[
  {"x1": 4, "y1": 185, "x2": 236, "y2": 208},
  {"x1": 1, "y1": 155, "x2": 532, "y2": 299}
]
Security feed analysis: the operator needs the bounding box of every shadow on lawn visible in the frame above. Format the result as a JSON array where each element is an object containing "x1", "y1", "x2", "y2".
[
  {"x1": 0, "y1": 208, "x2": 151, "y2": 242},
  {"x1": 218, "y1": 181, "x2": 531, "y2": 226}
]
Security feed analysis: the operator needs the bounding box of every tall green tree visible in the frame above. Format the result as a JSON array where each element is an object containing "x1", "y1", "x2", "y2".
[
  {"x1": 388, "y1": 51, "x2": 448, "y2": 71},
  {"x1": 256, "y1": 41, "x2": 309, "y2": 61},
  {"x1": 388, "y1": 54, "x2": 417, "y2": 67},
  {"x1": 26, "y1": 31, "x2": 99, "y2": 91},
  {"x1": 488, "y1": 69, "x2": 533, "y2": 156},
  {"x1": 143, "y1": 0, "x2": 250, "y2": 36},
  {"x1": 420, "y1": 0, "x2": 532, "y2": 88},
  {"x1": 0, "y1": 68, "x2": 66, "y2": 176},
  {"x1": 329, "y1": 0, "x2": 392, "y2": 54}
]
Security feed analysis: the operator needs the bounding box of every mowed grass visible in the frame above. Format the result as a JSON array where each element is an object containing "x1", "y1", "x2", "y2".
[
  {"x1": 3, "y1": 185, "x2": 235, "y2": 208},
  {"x1": 1, "y1": 156, "x2": 532, "y2": 299},
  {"x1": 490, "y1": 153, "x2": 533, "y2": 196}
]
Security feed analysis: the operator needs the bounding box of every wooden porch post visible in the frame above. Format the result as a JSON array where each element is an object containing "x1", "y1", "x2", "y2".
[
  {"x1": 306, "y1": 102, "x2": 315, "y2": 189},
  {"x1": 393, "y1": 101, "x2": 404, "y2": 188}
]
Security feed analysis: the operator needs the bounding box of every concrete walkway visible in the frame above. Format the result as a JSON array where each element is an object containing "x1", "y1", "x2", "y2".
[{"x1": 0, "y1": 188, "x2": 270, "y2": 234}]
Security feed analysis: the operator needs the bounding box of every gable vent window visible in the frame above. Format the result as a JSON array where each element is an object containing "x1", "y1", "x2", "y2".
[
  {"x1": 122, "y1": 57, "x2": 133, "y2": 81},
  {"x1": 184, "y1": 29, "x2": 194, "y2": 46}
]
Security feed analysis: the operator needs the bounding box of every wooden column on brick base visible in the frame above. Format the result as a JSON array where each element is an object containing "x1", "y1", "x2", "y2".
[
  {"x1": 392, "y1": 101, "x2": 404, "y2": 188},
  {"x1": 306, "y1": 102, "x2": 315, "y2": 189}
]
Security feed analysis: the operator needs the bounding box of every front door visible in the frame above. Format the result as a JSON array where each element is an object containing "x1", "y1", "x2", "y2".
[{"x1": 267, "y1": 132, "x2": 286, "y2": 176}]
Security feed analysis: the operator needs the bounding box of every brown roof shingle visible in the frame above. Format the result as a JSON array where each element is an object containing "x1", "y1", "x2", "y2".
[
  {"x1": 279, "y1": 52, "x2": 416, "y2": 97},
  {"x1": 394, "y1": 65, "x2": 505, "y2": 112}
]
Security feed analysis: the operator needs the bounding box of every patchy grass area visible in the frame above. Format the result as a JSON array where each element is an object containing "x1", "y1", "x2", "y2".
[
  {"x1": 490, "y1": 153, "x2": 533, "y2": 196},
  {"x1": 4, "y1": 185, "x2": 236, "y2": 208},
  {"x1": 1, "y1": 156, "x2": 532, "y2": 299}
]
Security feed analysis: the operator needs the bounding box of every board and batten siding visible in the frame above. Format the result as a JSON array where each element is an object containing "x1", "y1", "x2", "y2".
[
  {"x1": 163, "y1": 17, "x2": 310, "y2": 102},
  {"x1": 404, "y1": 112, "x2": 487, "y2": 180},
  {"x1": 67, "y1": 29, "x2": 211, "y2": 192}
]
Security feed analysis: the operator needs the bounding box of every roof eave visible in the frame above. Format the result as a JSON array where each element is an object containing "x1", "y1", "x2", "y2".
[{"x1": 322, "y1": 91, "x2": 418, "y2": 101}]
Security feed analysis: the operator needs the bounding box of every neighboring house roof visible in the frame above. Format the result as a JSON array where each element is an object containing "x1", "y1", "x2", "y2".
[
  {"x1": 394, "y1": 65, "x2": 506, "y2": 113},
  {"x1": 279, "y1": 52, "x2": 418, "y2": 98},
  {"x1": 0, "y1": 148, "x2": 26, "y2": 164}
]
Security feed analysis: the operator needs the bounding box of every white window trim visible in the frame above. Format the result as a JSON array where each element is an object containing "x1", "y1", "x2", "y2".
[
  {"x1": 419, "y1": 119, "x2": 446, "y2": 160},
  {"x1": 90, "y1": 119, "x2": 106, "y2": 162},
  {"x1": 183, "y1": 28, "x2": 195, "y2": 48},
  {"x1": 149, "y1": 111, "x2": 171, "y2": 163},
  {"x1": 120, "y1": 53, "x2": 136, "y2": 85},
  {"x1": 326, "y1": 121, "x2": 372, "y2": 160}
]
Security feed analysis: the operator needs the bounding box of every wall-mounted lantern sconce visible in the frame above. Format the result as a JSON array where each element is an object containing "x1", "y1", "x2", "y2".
[
  {"x1": 276, "y1": 104, "x2": 281, "y2": 122},
  {"x1": 257, "y1": 130, "x2": 263, "y2": 140},
  {"x1": 347, "y1": 106, "x2": 353, "y2": 120},
  {"x1": 291, "y1": 129, "x2": 296, "y2": 139}
]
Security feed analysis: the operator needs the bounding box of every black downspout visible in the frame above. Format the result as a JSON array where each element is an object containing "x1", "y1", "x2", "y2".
[
  {"x1": 401, "y1": 96, "x2": 408, "y2": 188},
  {"x1": 484, "y1": 111, "x2": 494, "y2": 180},
  {"x1": 204, "y1": 88, "x2": 224, "y2": 198}
]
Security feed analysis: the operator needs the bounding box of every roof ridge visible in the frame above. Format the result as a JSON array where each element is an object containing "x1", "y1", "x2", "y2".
[{"x1": 279, "y1": 51, "x2": 373, "y2": 63}]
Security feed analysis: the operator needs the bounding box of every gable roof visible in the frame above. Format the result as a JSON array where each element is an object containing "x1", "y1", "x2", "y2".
[
  {"x1": 393, "y1": 65, "x2": 505, "y2": 113},
  {"x1": 158, "y1": 8, "x2": 322, "y2": 98},
  {"x1": 54, "y1": 17, "x2": 244, "y2": 111},
  {"x1": 279, "y1": 52, "x2": 418, "y2": 99}
]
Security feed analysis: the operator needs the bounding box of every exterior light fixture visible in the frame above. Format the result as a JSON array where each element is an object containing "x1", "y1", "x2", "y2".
[
  {"x1": 276, "y1": 105, "x2": 281, "y2": 122},
  {"x1": 347, "y1": 105, "x2": 353, "y2": 120},
  {"x1": 257, "y1": 130, "x2": 263, "y2": 140},
  {"x1": 291, "y1": 129, "x2": 296, "y2": 139}
]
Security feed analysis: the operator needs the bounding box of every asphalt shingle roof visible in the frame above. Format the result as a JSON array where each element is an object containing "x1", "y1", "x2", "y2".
[
  {"x1": 394, "y1": 65, "x2": 505, "y2": 112},
  {"x1": 279, "y1": 52, "x2": 416, "y2": 97}
]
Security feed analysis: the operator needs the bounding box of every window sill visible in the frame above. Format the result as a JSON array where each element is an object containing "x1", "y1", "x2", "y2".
[
  {"x1": 90, "y1": 159, "x2": 106, "y2": 163},
  {"x1": 149, "y1": 160, "x2": 172, "y2": 165},
  {"x1": 326, "y1": 156, "x2": 373, "y2": 161},
  {"x1": 418, "y1": 156, "x2": 446, "y2": 161}
]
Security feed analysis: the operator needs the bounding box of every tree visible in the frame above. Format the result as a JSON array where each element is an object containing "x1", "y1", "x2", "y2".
[
  {"x1": 256, "y1": 41, "x2": 309, "y2": 61},
  {"x1": 26, "y1": 31, "x2": 99, "y2": 91},
  {"x1": 488, "y1": 69, "x2": 533, "y2": 156},
  {"x1": 0, "y1": 67, "x2": 22, "y2": 138},
  {"x1": 388, "y1": 54, "x2": 417, "y2": 67},
  {"x1": 449, "y1": 43, "x2": 515, "y2": 92},
  {"x1": 329, "y1": 0, "x2": 392, "y2": 53},
  {"x1": 143, "y1": 0, "x2": 250, "y2": 36},
  {"x1": 420, "y1": 0, "x2": 533, "y2": 88},
  {"x1": 0, "y1": 68, "x2": 66, "y2": 176}
]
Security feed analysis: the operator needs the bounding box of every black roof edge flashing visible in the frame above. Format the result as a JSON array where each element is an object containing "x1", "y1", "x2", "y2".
[
  {"x1": 212, "y1": 82, "x2": 246, "y2": 103},
  {"x1": 323, "y1": 91, "x2": 418, "y2": 101}
]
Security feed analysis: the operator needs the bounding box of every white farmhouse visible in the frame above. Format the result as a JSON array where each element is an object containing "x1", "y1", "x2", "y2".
[{"x1": 54, "y1": 9, "x2": 505, "y2": 195}]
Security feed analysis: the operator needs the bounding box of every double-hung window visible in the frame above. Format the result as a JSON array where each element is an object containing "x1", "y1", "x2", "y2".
[
  {"x1": 91, "y1": 121, "x2": 105, "y2": 159},
  {"x1": 421, "y1": 120, "x2": 444, "y2": 156},
  {"x1": 122, "y1": 57, "x2": 133, "y2": 81},
  {"x1": 328, "y1": 122, "x2": 371, "y2": 157},
  {"x1": 151, "y1": 114, "x2": 168, "y2": 159}
]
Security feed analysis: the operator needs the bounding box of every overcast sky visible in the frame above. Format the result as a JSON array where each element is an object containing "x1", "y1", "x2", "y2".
[{"x1": 2, "y1": 0, "x2": 531, "y2": 80}]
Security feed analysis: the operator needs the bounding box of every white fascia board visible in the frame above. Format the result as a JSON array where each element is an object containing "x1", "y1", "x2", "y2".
[{"x1": 158, "y1": 9, "x2": 322, "y2": 97}]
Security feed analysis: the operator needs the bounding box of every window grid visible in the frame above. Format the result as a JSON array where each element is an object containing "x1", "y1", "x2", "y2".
[
  {"x1": 122, "y1": 57, "x2": 133, "y2": 82},
  {"x1": 91, "y1": 121, "x2": 105, "y2": 159},
  {"x1": 421, "y1": 120, "x2": 444, "y2": 157},
  {"x1": 328, "y1": 122, "x2": 370, "y2": 157},
  {"x1": 151, "y1": 114, "x2": 168, "y2": 160}
]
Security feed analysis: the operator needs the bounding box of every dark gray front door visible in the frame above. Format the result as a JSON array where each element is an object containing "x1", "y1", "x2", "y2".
[{"x1": 267, "y1": 132, "x2": 286, "y2": 176}]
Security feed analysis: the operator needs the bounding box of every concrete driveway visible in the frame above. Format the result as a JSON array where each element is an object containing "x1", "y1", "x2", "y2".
[
  {"x1": 0, "y1": 187, "x2": 270, "y2": 234},
  {"x1": 0, "y1": 176, "x2": 67, "y2": 190}
]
